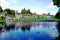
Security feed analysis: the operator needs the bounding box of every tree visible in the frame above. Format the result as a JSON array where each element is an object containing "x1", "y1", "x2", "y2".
[
  {"x1": 4, "y1": 9, "x2": 12, "y2": 15},
  {"x1": 4, "y1": 9, "x2": 15, "y2": 17},
  {"x1": 26, "y1": 9, "x2": 32, "y2": 14},
  {"x1": 0, "y1": 6, "x2": 3, "y2": 12},
  {"x1": 53, "y1": 0, "x2": 60, "y2": 19},
  {"x1": 55, "y1": 8, "x2": 60, "y2": 19},
  {"x1": 21, "y1": 8, "x2": 27, "y2": 14},
  {"x1": 21, "y1": 8, "x2": 32, "y2": 14},
  {"x1": 55, "y1": 12, "x2": 60, "y2": 19},
  {"x1": 53, "y1": 0, "x2": 60, "y2": 7},
  {"x1": 11, "y1": 10, "x2": 15, "y2": 17},
  {"x1": 4, "y1": 11, "x2": 8, "y2": 16}
]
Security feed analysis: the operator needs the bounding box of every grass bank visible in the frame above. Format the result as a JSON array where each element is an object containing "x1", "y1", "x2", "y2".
[
  {"x1": 0, "y1": 20, "x2": 5, "y2": 22},
  {"x1": 16, "y1": 18, "x2": 60, "y2": 21}
]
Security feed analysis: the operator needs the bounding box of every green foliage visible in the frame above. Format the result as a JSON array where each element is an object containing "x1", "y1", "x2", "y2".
[
  {"x1": 0, "y1": 6, "x2": 3, "y2": 12},
  {"x1": 4, "y1": 11, "x2": 8, "y2": 16},
  {"x1": 0, "y1": 16, "x2": 5, "y2": 20},
  {"x1": 26, "y1": 9, "x2": 32, "y2": 14},
  {"x1": 4, "y1": 9, "x2": 15, "y2": 17},
  {"x1": 55, "y1": 12, "x2": 60, "y2": 19},
  {"x1": 21, "y1": 8, "x2": 32, "y2": 14},
  {"x1": 55, "y1": 8, "x2": 60, "y2": 19},
  {"x1": 21, "y1": 8, "x2": 27, "y2": 14},
  {"x1": 53, "y1": 0, "x2": 60, "y2": 7},
  {"x1": 4, "y1": 9, "x2": 11, "y2": 15},
  {"x1": 11, "y1": 10, "x2": 15, "y2": 17}
]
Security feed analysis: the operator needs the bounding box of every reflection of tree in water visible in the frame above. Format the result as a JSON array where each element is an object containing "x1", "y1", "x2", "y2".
[
  {"x1": 21, "y1": 25, "x2": 31, "y2": 31},
  {"x1": 56, "y1": 22, "x2": 60, "y2": 34},
  {"x1": 55, "y1": 22, "x2": 60, "y2": 40},
  {"x1": 0, "y1": 22, "x2": 4, "y2": 31},
  {"x1": 4, "y1": 22, "x2": 15, "y2": 31},
  {"x1": 0, "y1": 26, "x2": 2, "y2": 31}
]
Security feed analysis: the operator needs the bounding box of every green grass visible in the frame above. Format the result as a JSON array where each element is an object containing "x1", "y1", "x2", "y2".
[
  {"x1": 0, "y1": 18, "x2": 59, "y2": 22},
  {"x1": 15, "y1": 18, "x2": 58, "y2": 21},
  {"x1": 52, "y1": 18, "x2": 60, "y2": 21},
  {"x1": 16, "y1": 18, "x2": 60, "y2": 21},
  {"x1": 0, "y1": 20, "x2": 5, "y2": 22}
]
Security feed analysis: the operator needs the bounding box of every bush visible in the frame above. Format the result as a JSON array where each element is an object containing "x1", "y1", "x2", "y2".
[
  {"x1": 55, "y1": 12, "x2": 60, "y2": 19},
  {"x1": 0, "y1": 16, "x2": 5, "y2": 20}
]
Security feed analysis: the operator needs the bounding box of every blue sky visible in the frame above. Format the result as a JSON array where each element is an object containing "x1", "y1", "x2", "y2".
[{"x1": 0, "y1": 0, "x2": 59, "y2": 15}]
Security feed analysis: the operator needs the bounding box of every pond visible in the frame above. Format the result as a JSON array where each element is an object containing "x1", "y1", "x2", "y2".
[{"x1": 0, "y1": 21, "x2": 60, "y2": 40}]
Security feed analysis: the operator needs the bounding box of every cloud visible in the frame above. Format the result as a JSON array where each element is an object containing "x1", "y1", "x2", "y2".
[
  {"x1": 0, "y1": 0, "x2": 10, "y2": 9},
  {"x1": 47, "y1": 2, "x2": 57, "y2": 8},
  {"x1": 13, "y1": 0, "x2": 18, "y2": 4},
  {"x1": 0, "y1": 0, "x2": 18, "y2": 9}
]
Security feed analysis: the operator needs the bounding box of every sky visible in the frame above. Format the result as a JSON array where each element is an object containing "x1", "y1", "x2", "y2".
[{"x1": 0, "y1": 0, "x2": 59, "y2": 15}]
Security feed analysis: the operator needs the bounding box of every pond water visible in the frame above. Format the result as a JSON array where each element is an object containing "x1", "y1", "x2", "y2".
[{"x1": 0, "y1": 21, "x2": 59, "y2": 40}]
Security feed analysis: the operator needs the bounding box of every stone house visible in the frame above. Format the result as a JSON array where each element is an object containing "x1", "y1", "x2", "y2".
[
  {"x1": 0, "y1": 12, "x2": 4, "y2": 16},
  {"x1": 41, "y1": 13, "x2": 47, "y2": 18},
  {"x1": 46, "y1": 13, "x2": 54, "y2": 19},
  {"x1": 15, "y1": 10, "x2": 22, "y2": 19},
  {"x1": 22, "y1": 14, "x2": 32, "y2": 18},
  {"x1": 6, "y1": 15, "x2": 15, "y2": 21}
]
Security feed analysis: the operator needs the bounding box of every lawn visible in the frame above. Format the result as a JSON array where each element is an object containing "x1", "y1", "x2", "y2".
[
  {"x1": 52, "y1": 18, "x2": 60, "y2": 21},
  {"x1": 0, "y1": 18, "x2": 59, "y2": 22},
  {"x1": 16, "y1": 18, "x2": 60, "y2": 21},
  {"x1": 0, "y1": 20, "x2": 5, "y2": 22}
]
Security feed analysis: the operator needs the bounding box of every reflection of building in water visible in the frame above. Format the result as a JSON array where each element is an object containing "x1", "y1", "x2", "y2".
[
  {"x1": 15, "y1": 22, "x2": 31, "y2": 31},
  {"x1": 15, "y1": 22, "x2": 31, "y2": 27},
  {"x1": 21, "y1": 25, "x2": 31, "y2": 31},
  {"x1": 0, "y1": 22, "x2": 5, "y2": 31},
  {"x1": 5, "y1": 22, "x2": 15, "y2": 30},
  {"x1": 41, "y1": 22, "x2": 53, "y2": 27},
  {"x1": 42, "y1": 22, "x2": 48, "y2": 27},
  {"x1": 31, "y1": 22, "x2": 42, "y2": 27},
  {"x1": 21, "y1": 22, "x2": 31, "y2": 31},
  {"x1": 6, "y1": 22, "x2": 14, "y2": 26},
  {"x1": 31, "y1": 22, "x2": 57, "y2": 28}
]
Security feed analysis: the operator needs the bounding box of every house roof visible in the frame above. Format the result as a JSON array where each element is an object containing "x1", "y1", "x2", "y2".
[{"x1": 45, "y1": 13, "x2": 54, "y2": 16}]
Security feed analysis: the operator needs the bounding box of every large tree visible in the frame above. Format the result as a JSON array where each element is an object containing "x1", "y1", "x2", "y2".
[
  {"x1": 21, "y1": 8, "x2": 27, "y2": 14},
  {"x1": 53, "y1": 0, "x2": 60, "y2": 19},
  {"x1": 26, "y1": 9, "x2": 32, "y2": 14},
  {"x1": 4, "y1": 9, "x2": 11, "y2": 15},
  {"x1": 53, "y1": 0, "x2": 60, "y2": 7},
  {"x1": 0, "y1": 6, "x2": 3, "y2": 12},
  {"x1": 55, "y1": 8, "x2": 60, "y2": 19},
  {"x1": 4, "y1": 9, "x2": 15, "y2": 17},
  {"x1": 21, "y1": 8, "x2": 32, "y2": 14},
  {"x1": 11, "y1": 10, "x2": 15, "y2": 17},
  {"x1": 55, "y1": 12, "x2": 60, "y2": 19}
]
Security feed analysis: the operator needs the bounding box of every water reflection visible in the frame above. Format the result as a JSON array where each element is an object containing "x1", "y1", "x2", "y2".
[
  {"x1": 4, "y1": 22, "x2": 15, "y2": 31},
  {"x1": 55, "y1": 21, "x2": 60, "y2": 40},
  {"x1": 0, "y1": 22, "x2": 4, "y2": 31},
  {"x1": 0, "y1": 21, "x2": 59, "y2": 40},
  {"x1": 21, "y1": 25, "x2": 31, "y2": 31}
]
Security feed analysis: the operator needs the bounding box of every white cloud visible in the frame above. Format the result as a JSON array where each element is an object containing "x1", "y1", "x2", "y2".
[
  {"x1": 13, "y1": 0, "x2": 18, "y2": 4},
  {"x1": 47, "y1": 2, "x2": 57, "y2": 8},
  {"x1": 0, "y1": 0, "x2": 18, "y2": 9},
  {"x1": 0, "y1": 0, "x2": 10, "y2": 9}
]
